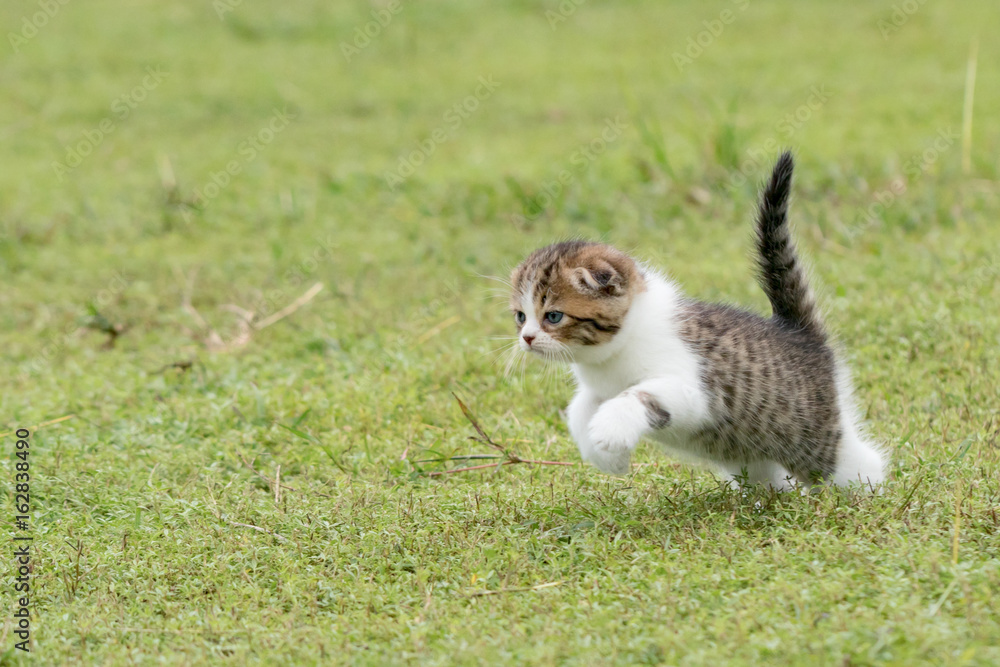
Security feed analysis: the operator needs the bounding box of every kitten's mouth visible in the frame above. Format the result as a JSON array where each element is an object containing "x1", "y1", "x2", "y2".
[{"x1": 524, "y1": 347, "x2": 566, "y2": 362}]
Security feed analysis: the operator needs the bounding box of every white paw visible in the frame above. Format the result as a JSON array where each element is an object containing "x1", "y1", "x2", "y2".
[
  {"x1": 585, "y1": 446, "x2": 632, "y2": 476},
  {"x1": 587, "y1": 396, "x2": 645, "y2": 456}
]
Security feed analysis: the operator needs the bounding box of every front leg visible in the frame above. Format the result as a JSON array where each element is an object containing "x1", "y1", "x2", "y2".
[
  {"x1": 567, "y1": 388, "x2": 632, "y2": 476},
  {"x1": 587, "y1": 377, "x2": 708, "y2": 475}
]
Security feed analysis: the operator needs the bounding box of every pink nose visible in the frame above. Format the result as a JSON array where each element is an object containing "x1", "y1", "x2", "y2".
[{"x1": 522, "y1": 334, "x2": 535, "y2": 346}]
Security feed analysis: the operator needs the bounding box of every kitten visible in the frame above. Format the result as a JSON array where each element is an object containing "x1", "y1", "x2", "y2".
[{"x1": 508, "y1": 152, "x2": 885, "y2": 490}]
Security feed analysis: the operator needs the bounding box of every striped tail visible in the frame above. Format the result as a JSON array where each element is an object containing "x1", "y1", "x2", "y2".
[{"x1": 754, "y1": 151, "x2": 825, "y2": 337}]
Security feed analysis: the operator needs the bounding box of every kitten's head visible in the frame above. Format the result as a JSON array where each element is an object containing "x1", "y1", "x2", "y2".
[{"x1": 509, "y1": 241, "x2": 645, "y2": 361}]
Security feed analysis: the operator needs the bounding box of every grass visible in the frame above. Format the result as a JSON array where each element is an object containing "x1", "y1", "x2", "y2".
[{"x1": 2, "y1": 0, "x2": 999, "y2": 664}]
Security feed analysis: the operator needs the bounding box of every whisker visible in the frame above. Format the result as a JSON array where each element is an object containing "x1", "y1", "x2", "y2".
[
  {"x1": 485, "y1": 341, "x2": 518, "y2": 365},
  {"x1": 483, "y1": 289, "x2": 513, "y2": 301},
  {"x1": 503, "y1": 347, "x2": 521, "y2": 381},
  {"x1": 475, "y1": 273, "x2": 512, "y2": 289},
  {"x1": 483, "y1": 342, "x2": 517, "y2": 354}
]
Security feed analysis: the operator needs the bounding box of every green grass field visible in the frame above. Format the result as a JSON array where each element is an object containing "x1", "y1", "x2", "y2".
[{"x1": 2, "y1": 0, "x2": 999, "y2": 664}]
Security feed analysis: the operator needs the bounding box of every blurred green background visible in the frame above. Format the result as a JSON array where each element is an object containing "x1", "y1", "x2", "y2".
[{"x1": 1, "y1": 1, "x2": 998, "y2": 664}]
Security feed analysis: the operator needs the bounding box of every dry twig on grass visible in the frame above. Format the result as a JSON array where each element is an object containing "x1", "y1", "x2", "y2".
[
  {"x1": 151, "y1": 360, "x2": 194, "y2": 375},
  {"x1": 465, "y1": 581, "x2": 563, "y2": 598},
  {"x1": 413, "y1": 394, "x2": 574, "y2": 476},
  {"x1": 204, "y1": 476, "x2": 298, "y2": 545},
  {"x1": 0, "y1": 414, "x2": 76, "y2": 438},
  {"x1": 223, "y1": 518, "x2": 296, "y2": 545},
  {"x1": 175, "y1": 267, "x2": 323, "y2": 353},
  {"x1": 80, "y1": 305, "x2": 128, "y2": 349}
]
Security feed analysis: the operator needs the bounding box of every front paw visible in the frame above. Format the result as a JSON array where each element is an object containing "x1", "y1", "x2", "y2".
[
  {"x1": 585, "y1": 446, "x2": 632, "y2": 476},
  {"x1": 587, "y1": 397, "x2": 645, "y2": 456}
]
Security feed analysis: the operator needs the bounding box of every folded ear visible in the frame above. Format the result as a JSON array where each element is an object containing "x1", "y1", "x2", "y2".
[{"x1": 570, "y1": 259, "x2": 625, "y2": 296}]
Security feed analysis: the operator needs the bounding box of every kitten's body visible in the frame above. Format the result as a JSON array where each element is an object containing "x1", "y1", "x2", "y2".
[{"x1": 510, "y1": 153, "x2": 885, "y2": 489}]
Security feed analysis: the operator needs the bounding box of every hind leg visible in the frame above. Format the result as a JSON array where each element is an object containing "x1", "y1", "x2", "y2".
[
  {"x1": 829, "y1": 431, "x2": 886, "y2": 489},
  {"x1": 788, "y1": 428, "x2": 887, "y2": 491},
  {"x1": 720, "y1": 461, "x2": 796, "y2": 491}
]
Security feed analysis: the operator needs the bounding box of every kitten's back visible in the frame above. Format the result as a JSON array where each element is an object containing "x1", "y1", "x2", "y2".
[{"x1": 678, "y1": 301, "x2": 840, "y2": 481}]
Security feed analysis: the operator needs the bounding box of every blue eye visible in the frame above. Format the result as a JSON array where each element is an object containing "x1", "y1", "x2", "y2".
[
  {"x1": 545, "y1": 311, "x2": 563, "y2": 324},
  {"x1": 515, "y1": 311, "x2": 526, "y2": 324}
]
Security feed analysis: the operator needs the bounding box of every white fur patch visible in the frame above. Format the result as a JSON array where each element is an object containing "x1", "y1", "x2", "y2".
[
  {"x1": 829, "y1": 360, "x2": 887, "y2": 488},
  {"x1": 588, "y1": 394, "x2": 648, "y2": 454}
]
